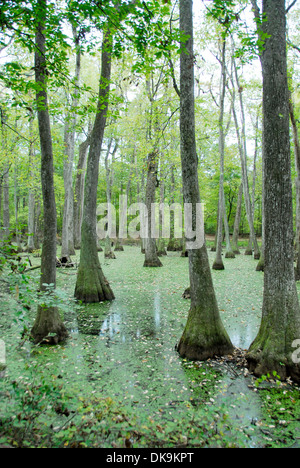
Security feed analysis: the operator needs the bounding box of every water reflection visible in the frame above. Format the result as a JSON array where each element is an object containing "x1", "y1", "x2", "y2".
[
  {"x1": 77, "y1": 302, "x2": 112, "y2": 335},
  {"x1": 68, "y1": 248, "x2": 264, "y2": 445}
]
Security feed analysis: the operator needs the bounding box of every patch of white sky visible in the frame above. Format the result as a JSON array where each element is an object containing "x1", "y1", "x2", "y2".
[{"x1": 192, "y1": 1, "x2": 263, "y2": 159}]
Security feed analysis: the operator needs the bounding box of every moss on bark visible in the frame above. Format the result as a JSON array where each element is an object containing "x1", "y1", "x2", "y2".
[
  {"x1": 143, "y1": 258, "x2": 163, "y2": 268},
  {"x1": 31, "y1": 306, "x2": 68, "y2": 345},
  {"x1": 225, "y1": 250, "x2": 235, "y2": 259},
  {"x1": 177, "y1": 305, "x2": 234, "y2": 361},
  {"x1": 212, "y1": 259, "x2": 225, "y2": 270},
  {"x1": 246, "y1": 315, "x2": 300, "y2": 383}
]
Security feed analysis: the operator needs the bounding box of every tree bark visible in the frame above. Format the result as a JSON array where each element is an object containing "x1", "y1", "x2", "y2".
[
  {"x1": 213, "y1": 39, "x2": 227, "y2": 270},
  {"x1": 73, "y1": 132, "x2": 90, "y2": 249},
  {"x1": 289, "y1": 95, "x2": 300, "y2": 280},
  {"x1": 31, "y1": 0, "x2": 68, "y2": 344},
  {"x1": 74, "y1": 27, "x2": 114, "y2": 303},
  {"x1": 232, "y1": 183, "x2": 243, "y2": 254},
  {"x1": 176, "y1": 0, "x2": 233, "y2": 360},
  {"x1": 143, "y1": 151, "x2": 162, "y2": 267},
  {"x1": 27, "y1": 118, "x2": 36, "y2": 252},
  {"x1": 230, "y1": 46, "x2": 260, "y2": 260},
  {"x1": 60, "y1": 25, "x2": 81, "y2": 260},
  {"x1": 246, "y1": 0, "x2": 300, "y2": 383},
  {"x1": 1, "y1": 110, "x2": 10, "y2": 240},
  {"x1": 104, "y1": 138, "x2": 117, "y2": 259}
]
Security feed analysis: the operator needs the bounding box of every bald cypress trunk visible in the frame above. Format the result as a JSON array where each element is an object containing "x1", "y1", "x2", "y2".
[
  {"x1": 246, "y1": 0, "x2": 300, "y2": 383},
  {"x1": 232, "y1": 183, "x2": 243, "y2": 254},
  {"x1": 143, "y1": 151, "x2": 162, "y2": 268},
  {"x1": 73, "y1": 134, "x2": 90, "y2": 249},
  {"x1": 213, "y1": 39, "x2": 226, "y2": 271},
  {"x1": 31, "y1": 0, "x2": 68, "y2": 344},
  {"x1": 74, "y1": 28, "x2": 114, "y2": 303},
  {"x1": 289, "y1": 95, "x2": 300, "y2": 280},
  {"x1": 176, "y1": 0, "x2": 233, "y2": 360}
]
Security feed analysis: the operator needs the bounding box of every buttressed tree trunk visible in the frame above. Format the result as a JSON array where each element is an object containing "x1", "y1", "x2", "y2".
[
  {"x1": 246, "y1": 0, "x2": 300, "y2": 383},
  {"x1": 177, "y1": 0, "x2": 233, "y2": 360},
  {"x1": 31, "y1": 0, "x2": 68, "y2": 344},
  {"x1": 74, "y1": 27, "x2": 114, "y2": 303}
]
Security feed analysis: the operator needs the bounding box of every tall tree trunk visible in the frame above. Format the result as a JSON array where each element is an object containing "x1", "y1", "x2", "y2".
[
  {"x1": 74, "y1": 27, "x2": 114, "y2": 303},
  {"x1": 157, "y1": 167, "x2": 167, "y2": 257},
  {"x1": 14, "y1": 164, "x2": 21, "y2": 249},
  {"x1": 73, "y1": 133, "x2": 90, "y2": 249},
  {"x1": 27, "y1": 118, "x2": 36, "y2": 252},
  {"x1": 61, "y1": 26, "x2": 81, "y2": 260},
  {"x1": 246, "y1": 0, "x2": 300, "y2": 383},
  {"x1": 213, "y1": 39, "x2": 227, "y2": 270},
  {"x1": 232, "y1": 183, "x2": 243, "y2": 254},
  {"x1": 230, "y1": 46, "x2": 260, "y2": 260},
  {"x1": 116, "y1": 146, "x2": 136, "y2": 251},
  {"x1": 104, "y1": 138, "x2": 117, "y2": 259},
  {"x1": 167, "y1": 164, "x2": 177, "y2": 251},
  {"x1": 176, "y1": 0, "x2": 233, "y2": 360},
  {"x1": 143, "y1": 151, "x2": 162, "y2": 267},
  {"x1": 2, "y1": 164, "x2": 9, "y2": 240},
  {"x1": 1, "y1": 110, "x2": 10, "y2": 240},
  {"x1": 223, "y1": 198, "x2": 235, "y2": 258},
  {"x1": 289, "y1": 95, "x2": 300, "y2": 280},
  {"x1": 31, "y1": 0, "x2": 68, "y2": 344}
]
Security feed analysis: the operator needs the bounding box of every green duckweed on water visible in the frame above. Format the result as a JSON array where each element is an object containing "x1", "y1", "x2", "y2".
[{"x1": 0, "y1": 246, "x2": 299, "y2": 448}]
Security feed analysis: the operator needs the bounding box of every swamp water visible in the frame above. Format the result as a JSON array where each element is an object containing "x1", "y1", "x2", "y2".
[{"x1": 1, "y1": 246, "x2": 298, "y2": 447}]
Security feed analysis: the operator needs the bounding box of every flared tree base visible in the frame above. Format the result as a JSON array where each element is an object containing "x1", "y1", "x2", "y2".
[
  {"x1": 176, "y1": 306, "x2": 234, "y2": 361},
  {"x1": 31, "y1": 306, "x2": 68, "y2": 345},
  {"x1": 157, "y1": 250, "x2": 167, "y2": 257},
  {"x1": 105, "y1": 252, "x2": 116, "y2": 259},
  {"x1": 225, "y1": 251, "x2": 235, "y2": 259},
  {"x1": 75, "y1": 264, "x2": 115, "y2": 303},
  {"x1": 256, "y1": 256, "x2": 265, "y2": 272},
  {"x1": 212, "y1": 260, "x2": 225, "y2": 270},
  {"x1": 247, "y1": 332, "x2": 300, "y2": 384},
  {"x1": 143, "y1": 259, "x2": 163, "y2": 268}
]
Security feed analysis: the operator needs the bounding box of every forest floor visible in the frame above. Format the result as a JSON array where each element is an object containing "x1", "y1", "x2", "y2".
[{"x1": 0, "y1": 243, "x2": 300, "y2": 448}]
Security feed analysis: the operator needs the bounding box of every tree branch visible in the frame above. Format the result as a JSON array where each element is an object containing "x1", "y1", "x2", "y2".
[{"x1": 286, "y1": 0, "x2": 298, "y2": 14}]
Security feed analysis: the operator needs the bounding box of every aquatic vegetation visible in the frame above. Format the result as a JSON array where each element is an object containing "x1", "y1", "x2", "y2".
[{"x1": 0, "y1": 247, "x2": 299, "y2": 448}]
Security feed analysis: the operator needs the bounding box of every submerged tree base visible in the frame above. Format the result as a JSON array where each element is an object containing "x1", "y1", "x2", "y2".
[
  {"x1": 247, "y1": 336, "x2": 300, "y2": 384},
  {"x1": 75, "y1": 264, "x2": 115, "y2": 303},
  {"x1": 176, "y1": 305, "x2": 234, "y2": 361},
  {"x1": 212, "y1": 260, "x2": 225, "y2": 270},
  {"x1": 31, "y1": 306, "x2": 68, "y2": 345},
  {"x1": 105, "y1": 252, "x2": 116, "y2": 259},
  {"x1": 256, "y1": 256, "x2": 265, "y2": 272},
  {"x1": 225, "y1": 251, "x2": 235, "y2": 259},
  {"x1": 143, "y1": 259, "x2": 163, "y2": 268}
]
